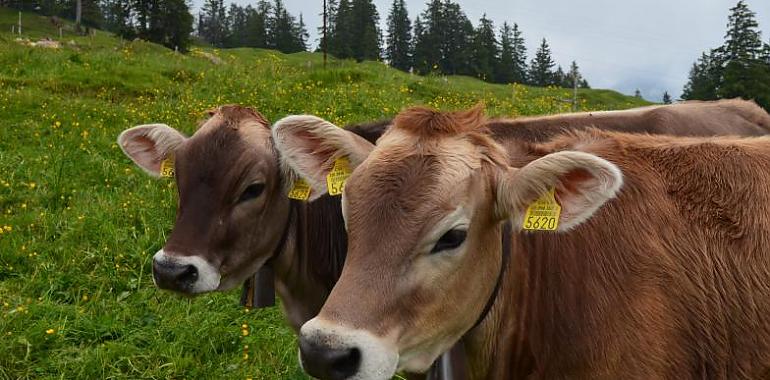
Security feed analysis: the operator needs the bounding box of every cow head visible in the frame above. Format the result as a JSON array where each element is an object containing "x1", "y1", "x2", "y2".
[
  {"x1": 273, "y1": 106, "x2": 623, "y2": 379},
  {"x1": 118, "y1": 105, "x2": 290, "y2": 294}
]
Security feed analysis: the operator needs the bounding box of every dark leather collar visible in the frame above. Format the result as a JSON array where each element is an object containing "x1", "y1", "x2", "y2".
[
  {"x1": 427, "y1": 220, "x2": 514, "y2": 380},
  {"x1": 470, "y1": 220, "x2": 513, "y2": 330},
  {"x1": 240, "y1": 200, "x2": 296, "y2": 308}
]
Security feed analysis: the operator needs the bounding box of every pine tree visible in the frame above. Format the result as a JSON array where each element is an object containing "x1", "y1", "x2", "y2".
[
  {"x1": 224, "y1": 4, "x2": 247, "y2": 48},
  {"x1": 719, "y1": 0, "x2": 763, "y2": 63},
  {"x1": 267, "y1": 0, "x2": 307, "y2": 53},
  {"x1": 528, "y1": 38, "x2": 555, "y2": 86},
  {"x1": 329, "y1": 0, "x2": 354, "y2": 58},
  {"x1": 350, "y1": 0, "x2": 382, "y2": 61},
  {"x1": 103, "y1": 0, "x2": 134, "y2": 38},
  {"x1": 510, "y1": 23, "x2": 528, "y2": 83},
  {"x1": 440, "y1": 0, "x2": 474, "y2": 76},
  {"x1": 663, "y1": 91, "x2": 672, "y2": 104},
  {"x1": 295, "y1": 14, "x2": 309, "y2": 51},
  {"x1": 568, "y1": 61, "x2": 583, "y2": 88},
  {"x1": 242, "y1": 2, "x2": 270, "y2": 48},
  {"x1": 683, "y1": 0, "x2": 770, "y2": 110},
  {"x1": 634, "y1": 89, "x2": 642, "y2": 98},
  {"x1": 721, "y1": 59, "x2": 770, "y2": 109},
  {"x1": 496, "y1": 22, "x2": 516, "y2": 83},
  {"x1": 762, "y1": 40, "x2": 770, "y2": 64},
  {"x1": 329, "y1": 0, "x2": 381, "y2": 61},
  {"x1": 158, "y1": 0, "x2": 193, "y2": 50},
  {"x1": 385, "y1": 0, "x2": 412, "y2": 71},
  {"x1": 412, "y1": 1, "x2": 442, "y2": 74},
  {"x1": 133, "y1": 0, "x2": 150, "y2": 35},
  {"x1": 69, "y1": 0, "x2": 103, "y2": 28},
  {"x1": 318, "y1": 0, "x2": 338, "y2": 53},
  {"x1": 553, "y1": 65, "x2": 567, "y2": 87},
  {"x1": 682, "y1": 51, "x2": 721, "y2": 100},
  {"x1": 412, "y1": 16, "x2": 433, "y2": 74},
  {"x1": 716, "y1": 2, "x2": 770, "y2": 109},
  {"x1": 199, "y1": 0, "x2": 227, "y2": 47},
  {"x1": 470, "y1": 14, "x2": 498, "y2": 81}
]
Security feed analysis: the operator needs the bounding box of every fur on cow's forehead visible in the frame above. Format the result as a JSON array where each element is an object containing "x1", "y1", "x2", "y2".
[
  {"x1": 393, "y1": 104, "x2": 486, "y2": 137},
  {"x1": 381, "y1": 105, "x2": 508, "y2": 165},
  {"x1": 197, "y1": 104, "x2": 270, "y2": 131},
  {"x1": 344, "y1": 106, "x2": 509, "y2": 246},
  {"x1": 175, "y1": 105, "x2": 277, "y2": 192}
]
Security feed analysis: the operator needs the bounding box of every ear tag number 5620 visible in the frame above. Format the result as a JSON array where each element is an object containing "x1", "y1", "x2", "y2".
[{"x1": 522, "y1": 188, "x2": 561, "y2": 231}]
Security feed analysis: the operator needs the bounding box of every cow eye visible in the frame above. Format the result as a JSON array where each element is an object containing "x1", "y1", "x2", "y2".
[
  {"x1": 430, "y1": 228, "x2": 467, "y2": 253},
  {"x1": 238, "y1": 183, "x2": 265, "y2": 203}
]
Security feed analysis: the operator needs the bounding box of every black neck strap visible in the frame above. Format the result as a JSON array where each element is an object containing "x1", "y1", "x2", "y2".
[
  {"x1": 266, "y1": 199, "x2": 296, "y2": 267},
  {"x1": 469, "y1": 220, "x2": 512, "y2": 331},
  {"x1": 240, "y1": 199, "x2": 295, "y2": 308}
]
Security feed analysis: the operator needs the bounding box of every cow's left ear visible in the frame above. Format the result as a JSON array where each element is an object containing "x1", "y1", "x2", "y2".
[
  {"x1": 118, "y1": 124, "x2": 187, "y2": 177},
  {"x1": 272, "y1": 115, "x2": 374, "y2": 200},
  {"x1": 496, "y1": 151, "x2": 623, "y2": 231}
]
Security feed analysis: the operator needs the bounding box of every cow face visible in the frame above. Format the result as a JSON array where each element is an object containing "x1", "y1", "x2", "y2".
[
  {"x1": 118, "y1": 106, "x2": 290, "y2": 294},
  {"x1": 273, "y1": 107, "x2": 622, "y2": 379}
]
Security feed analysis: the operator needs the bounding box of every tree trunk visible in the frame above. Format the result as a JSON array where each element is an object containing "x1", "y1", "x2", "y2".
[{"x1": 75, "y1": 0, "x2": 82, "y2": 29}]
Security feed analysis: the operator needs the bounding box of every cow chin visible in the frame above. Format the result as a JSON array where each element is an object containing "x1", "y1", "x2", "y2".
[
  {"x1": 152, "y1": 250, "x2": 221, "y2": 294},
  {"x1": 397, "y1": 349, "x2": 442, "y2": 374}
]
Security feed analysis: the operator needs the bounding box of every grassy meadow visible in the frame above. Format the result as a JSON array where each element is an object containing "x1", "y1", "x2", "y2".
[{"x1": 0, "y1": 8, "x2": 650, "y2": 379}]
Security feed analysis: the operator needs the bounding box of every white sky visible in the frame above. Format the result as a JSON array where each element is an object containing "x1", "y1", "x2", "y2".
[{"x1": 193, "y1": 0, "x2": 770, "y2": 102}]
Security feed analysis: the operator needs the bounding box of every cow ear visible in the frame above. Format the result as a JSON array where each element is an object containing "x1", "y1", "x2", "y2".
[
  {"x1": 496, "y1": 151, "x2": 623, "y2": 231},
  {"x1": 118, "y1": 124, "x2": 187, "y2": 177},
  {"x1": 272, "y1": 115, "x2": 374, "y2": 201}
]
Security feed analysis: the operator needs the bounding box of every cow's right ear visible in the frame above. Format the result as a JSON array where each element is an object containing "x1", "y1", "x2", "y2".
[
  {"x1": 272, "y1": 115, "x2": 374, "y2": 200},
  {"x1": 117, "y1": 124, "x2": 187, "y2": 177},
  {"x1": 496, "y1": 151, "x2": 623, "y2": 232}
]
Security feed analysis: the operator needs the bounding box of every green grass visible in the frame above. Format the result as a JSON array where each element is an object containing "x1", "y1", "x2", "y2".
[{"x1": 0, "y1": 7, "x2": 650, "y2": 379}]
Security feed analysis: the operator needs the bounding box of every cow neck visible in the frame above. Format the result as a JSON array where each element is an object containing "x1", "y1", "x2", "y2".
[{"x1": 269, "y1": 195, "x2": 349, "y2": 330}]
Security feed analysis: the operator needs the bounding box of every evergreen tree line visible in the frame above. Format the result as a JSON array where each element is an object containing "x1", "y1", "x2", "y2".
[
  {"x1": 382, "y1": 0, "x2": 589, "y2": 87},
  {"x1": 4, "y1": 0, "x2": 193, "y2": 50},
  {"x1": 2, "y1": 0, "x2": 103, "y2": 29},
  {"x1": 197, "y1": 0, "x2": 307, "y2": 52},
  {"x1": 682, "y1": 0, "x2": 770, "y2": 110},
  {"x1": 5, "y1": 0, "x2": 592, "y2": 88}
]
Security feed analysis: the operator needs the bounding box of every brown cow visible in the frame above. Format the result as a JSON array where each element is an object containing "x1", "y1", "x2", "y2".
[
  {"x1": 117, "y1": 105, "x2": 385, "y2": 330},
  {"x1": 487, "y1": 98, "x2": 770, "y2": 143},
  {"x1": 274, "y1": 105, "x2": 770, "y2": 379}
]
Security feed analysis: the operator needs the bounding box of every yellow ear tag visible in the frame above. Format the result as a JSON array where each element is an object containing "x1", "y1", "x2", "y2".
[
  {"x1": 522, "y1": 188, "x2": 561, "y2": 231},
  {"x1": 326, "y1": 157, "x2": 352, "y2": 196},
  {"x1": 160, "y1": 154, "x2": 175, "y2": 178},
  {"x1": 288, "y1": 177, "x2": 312, "y2": 201}
]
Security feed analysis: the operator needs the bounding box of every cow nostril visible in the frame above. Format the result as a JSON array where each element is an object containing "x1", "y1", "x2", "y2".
[
  {"x1": 177, "y1": 264, "x2": 198, "y2": 284},
  {"x1": 329, "y1": 347, "x2": 360, "y2": 379},
  {"x1": 300, "y1": 338, "x2": 361, "y2": 380}
]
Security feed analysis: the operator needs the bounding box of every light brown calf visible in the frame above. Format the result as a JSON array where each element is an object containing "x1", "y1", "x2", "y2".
[{"x1": 275, "y1": 105, "x2": 770, "y2": 379}]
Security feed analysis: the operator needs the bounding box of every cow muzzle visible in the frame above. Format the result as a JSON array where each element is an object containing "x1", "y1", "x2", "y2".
[
  {"x1": 152, "y1": 249, "x2": 220, "y2": 294},
  {"x1": 299, "y1": 318, "x2": 398, "y2": 380}
]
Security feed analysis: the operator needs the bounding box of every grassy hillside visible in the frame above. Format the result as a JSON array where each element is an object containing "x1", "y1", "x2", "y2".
[{"x1": 0, "y1": 8, "x2": 650, "y2": 379}]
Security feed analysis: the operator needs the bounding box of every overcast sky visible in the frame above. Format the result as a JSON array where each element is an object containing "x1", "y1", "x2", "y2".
[{"x1": 194, "y1": 0, "x2": 770, "y2": 102}]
